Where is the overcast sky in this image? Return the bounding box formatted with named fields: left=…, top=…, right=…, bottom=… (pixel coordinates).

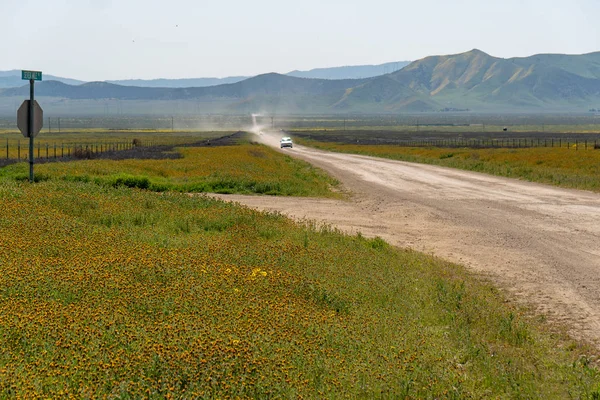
left=2, top=0, right=599, bottom=81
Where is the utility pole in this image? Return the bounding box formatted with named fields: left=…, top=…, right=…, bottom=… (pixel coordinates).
left=48, top=117, right=51, bottom=133
left=271, top=117, right=274, bottom=130
left=58, top=117, right=61, bottom=133
left=171, top=116, right=174, bottom=132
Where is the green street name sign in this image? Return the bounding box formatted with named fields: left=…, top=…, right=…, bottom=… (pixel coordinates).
left=22, top=70, right=42, bottom=81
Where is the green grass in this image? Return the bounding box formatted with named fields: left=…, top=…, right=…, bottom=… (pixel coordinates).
left=0, top=178, right=597, bottom=397
left=0, top=142, right=341, bottom=197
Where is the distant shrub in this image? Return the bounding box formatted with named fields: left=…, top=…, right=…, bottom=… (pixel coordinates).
left=72, top=147, right=94, bottom=159
left=253, top=182, right=282, bottom=194
left=108, top=174, right=151, bottom=190
left=63, top=175, right=91, bottom=183
left=148, top=182, right=170, bottom=192
left=13, top=173, right=50, bottom=183
left=368, top=236, right=388, bottom=250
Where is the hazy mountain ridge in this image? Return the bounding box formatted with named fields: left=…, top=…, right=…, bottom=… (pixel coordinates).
left=1, top=50, right=599, bottom=113
left=0, top=60, right=410, bottom=89
left=0, top=77, right=28, bottom=89
left=287, top=61, right=410, bottom=80
left=0, top=70, right=84, bottom=88
left=106, top=77, right=249, bottom=88
left=26, top=74, right=365, bottom=99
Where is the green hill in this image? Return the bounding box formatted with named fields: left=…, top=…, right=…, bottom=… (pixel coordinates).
left=379, top=49, right=600, bottom=111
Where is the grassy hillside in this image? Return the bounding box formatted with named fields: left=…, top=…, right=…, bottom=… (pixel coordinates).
left=352, top=49, right=600, bottom=112
left=512, top=52, right=600, bottom=80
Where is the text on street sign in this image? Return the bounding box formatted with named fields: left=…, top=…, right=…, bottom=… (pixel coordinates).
left=21, top=70, right=42, bottom=81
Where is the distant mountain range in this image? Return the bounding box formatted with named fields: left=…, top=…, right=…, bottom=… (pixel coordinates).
left=0, top=61, right=411, bottom=89
left=105, top=77, right=249, bottom=88
left=287, top=62, right=410, bottom=80
left=1, top=50, right=599, bottom=114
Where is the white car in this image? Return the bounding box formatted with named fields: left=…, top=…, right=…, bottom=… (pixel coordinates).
left=280, top=137, right=293, bottom=148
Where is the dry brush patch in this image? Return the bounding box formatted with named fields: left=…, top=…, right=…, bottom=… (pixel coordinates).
left=0, top=131, right=227, bottom=165
left=0, top=179, right=598, bottom=397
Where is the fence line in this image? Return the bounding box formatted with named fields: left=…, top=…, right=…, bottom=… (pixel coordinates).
left=2, top=138, right=167, bottom=162
left=3, top=136, right=599, bottom=162
left=366, top=137, right=600, bottom=150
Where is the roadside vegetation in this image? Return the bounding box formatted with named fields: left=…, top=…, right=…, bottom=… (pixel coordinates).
left=298, top=139, right=600, bottom=192
left=0, top=133, right=599, bottom=397
left=0, top=177, right=598, bottom=397
left=0, top=140, right=340, bottom=197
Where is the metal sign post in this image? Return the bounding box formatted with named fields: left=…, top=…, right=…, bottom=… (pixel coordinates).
left=28, top=79, right=34, bottom=182
left=18, top=70, right=42, bottom=182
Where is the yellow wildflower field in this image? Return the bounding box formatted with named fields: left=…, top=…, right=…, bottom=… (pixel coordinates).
left=0, top=178, right=598, bottom=397
left=2, top=143, right=340, bottom=197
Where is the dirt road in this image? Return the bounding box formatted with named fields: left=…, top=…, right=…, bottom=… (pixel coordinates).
left=213, top=132, right=600, bottom=347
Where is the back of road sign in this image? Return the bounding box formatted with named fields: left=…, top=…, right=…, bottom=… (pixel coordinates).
left=17, top=100, right=43, bottom=138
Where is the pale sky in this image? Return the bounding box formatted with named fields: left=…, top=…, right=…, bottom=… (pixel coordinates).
left=2, top=0, right=599, bottom=81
